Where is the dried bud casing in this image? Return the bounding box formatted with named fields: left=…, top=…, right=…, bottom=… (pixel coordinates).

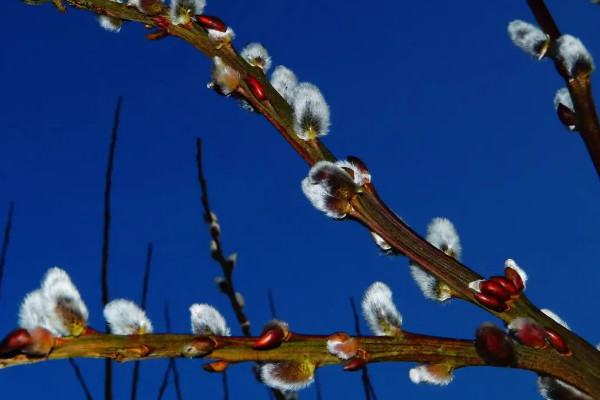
left=203, top=360, right=229, bottom=372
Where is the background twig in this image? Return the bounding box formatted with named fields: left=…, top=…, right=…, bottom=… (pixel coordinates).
left=156, top=301, right=183, bottom=400
left=69, top=359, right=94, bottom=400
left=101, top=95, right=123, bottom=400
left=131, top=242, right=153, bottom=400
left=350, top=297, right=377, bottom=400
left=0, top=202, right=14, bottom=305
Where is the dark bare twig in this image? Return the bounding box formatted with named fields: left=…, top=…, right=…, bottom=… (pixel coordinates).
left=69, top=359, right=94, bottom=400
left=157, top=302, right=183, bottom=400
left=314, top=372, right=323, bottom=400
left=350, top=297, right=377, bottom=400
left=268, top=289, right=277, bottom=319
left=132, top=242, right=153, bottom=400
left=222, top=371, right=229, bottom=400
left=0, top=202, right=14, bottom=304
left=157, top=362, right=172, bottom=400
left=196, top=138, right=250, bottom=336
left=101, top=95, right=122, bottom=400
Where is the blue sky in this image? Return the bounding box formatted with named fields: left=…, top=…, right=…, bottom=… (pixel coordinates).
left=1, top=0, right=600, bottom=399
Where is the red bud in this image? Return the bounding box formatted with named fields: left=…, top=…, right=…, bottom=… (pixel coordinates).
left=557, top=103, right=577, bottom=131
left=346, top=156, right=368, bottom=175
left=488, top=276, right=518, bottom=295
left=479, top=281, right=511, bottom=301
left=146, top=28, right=168, bottom=41
left=0, top=328, right=33, bottom=355
left=509, top=318, right=546, bottom=349
left=475, top=323, right=516, bottom=366
left=195, top=15, right=227, bottom=32
left=505, top=266, right=524, bottom=293
left=253, top=326, right=287, bottom=350
left=247, top=76, right=266, bottom=102
left=154, top=16, right=170, bottom=28
left=202, top=360, right=229, bottom=372
left=474, top=292, right=509, bottom=312
left=545, top=328, right=570, bottom=355
left=24, top=327, right=55, bottom=356
left=342, top=358, right=367, bottom=371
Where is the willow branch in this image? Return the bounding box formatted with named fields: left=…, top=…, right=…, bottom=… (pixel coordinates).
left=20, top=0, right=600, bottom=396
left=0, top=329, right=593, bottom=392
left=526, top=0, right=600, bottom=180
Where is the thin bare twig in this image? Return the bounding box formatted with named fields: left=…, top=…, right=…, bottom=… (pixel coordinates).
left=350, top=297, right=377, bottom=400
left=69, top=359, right=94, bottom=400
left=157, top=301, right=183, bottom=400
left=314, top=372, right=323, bottom=400
left=196, top=138, right=250, bottom=336
left=0, top=202, right=14, bottom=304
left=132, top=242, right=153, bottom=400
left=102, top=95, right=122, bottom=400
left=268, top=289, right=277, bottom=319
left=222, top=371, right=229, bottom=400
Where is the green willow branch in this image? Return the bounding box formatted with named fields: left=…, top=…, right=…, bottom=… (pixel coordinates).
left=0, top=330, right=555, bottom=374
left=20, top=0, right=600, bottom=396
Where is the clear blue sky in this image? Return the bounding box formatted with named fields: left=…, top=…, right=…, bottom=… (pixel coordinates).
left=2, top=0, right=600, bottom=399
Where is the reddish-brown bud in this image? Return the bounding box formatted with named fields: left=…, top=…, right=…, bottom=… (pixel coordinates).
left=342, top=358, right=367, bottom=371
left=508, top=318, right=547, bottom=349
left=557, top=103, right=577, bottom=131
left=346, top=156, right=369, bottom=180
left=195, top=15, right=227, bottom=32
left=0, top=328, right=33, bottom=355
left=475, top=323, right=516, bottom=366
left=203, top=360, right=229, bottom=372
left=479, top=281, right=511, bottom=301
left=146, top=28, right=168, bottom=41
left=474, top=292, right=509, bottom=312
left=505, top=265, right=524, bottom=292
left=253, top=325, right=288, bottom=350
left=488, top=276, right=518, bottom=295
left=24, top=327, right=55, bottom=356
left=154, top=16, right=170, bottom=28
left=545, top=328, right=571, bottom=355
left=247, top=76, right=266, bottom=102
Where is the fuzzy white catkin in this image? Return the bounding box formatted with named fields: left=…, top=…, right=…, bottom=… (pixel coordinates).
left=507, top=20, right=548, bottom=59
left=537, top=376, right=592, bottom=400
left=555, top=35, right=595, bottom=76
left=361, top=281, right=402, bottom=336
left=41, top=267, right=88, bottom=336
left=540, top=309, right=570, bottom=330
left=19, top=289, right=51, bottom=333
left=426, top=217, right=462, bottom=260
left=260, top=362, right=314, bottom=391
left=241, top=43, right=272, bottom=72
left=409, top=365, right=453, bottom=386
left=190, top=304, right=231, bottom=336
left=104, top=299, right=153, bottom=334
left=554, top=88, right=574, bottom=111
left=270, top=66, right=298, bottom=102
left=211, top=56, right=240, bottom=95
left=292, top=83, right=330, bottom=140
left=97, top=14, right=123, bottom=32
left=300, top=161, right=356, bottom=219
left=170, top=0, right=206, bottom=25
